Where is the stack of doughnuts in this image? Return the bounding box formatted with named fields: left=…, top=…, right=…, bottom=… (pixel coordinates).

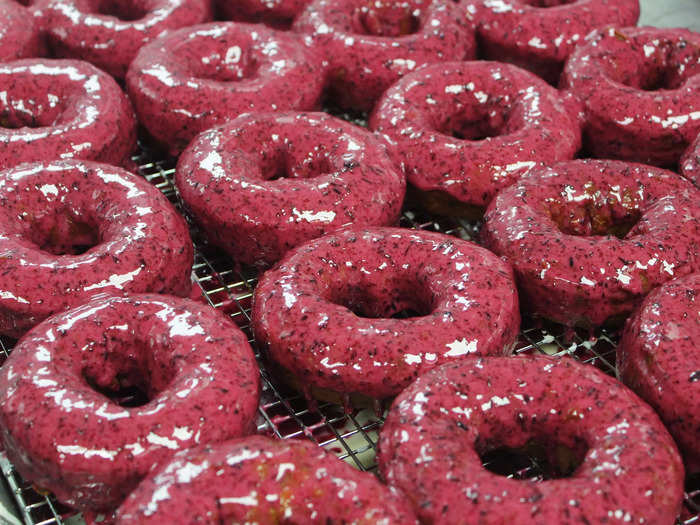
left=0, top=0, right=699, bottom=523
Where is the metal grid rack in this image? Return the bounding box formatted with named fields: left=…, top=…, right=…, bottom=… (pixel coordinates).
left=0, top=144, right=698, bottom=525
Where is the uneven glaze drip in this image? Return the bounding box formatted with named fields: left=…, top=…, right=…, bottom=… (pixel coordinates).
left=292, top=0, right=476, bottom=111
left=176, top=112, right=406, bottom=268
left=0, top=294, right=261, bottom=511
left=115, top=435, right=418, bottom=524
left=35, top=0, right=212, bottom=78
left=619, top=273, right=700, bottom=472
left=126, top=22, right=325, bottom=155
left=0, top=160, right=194, bottom=337
left=0, top=0, right=45, bottom=61
left=378, top=355, right=685, bottom=524
left=369, top=61, right=582, bottom=208
left=465, top=0, right=640, bottom=83
left=481, top=159, right=700, bottom=327
left=252, top=226, right=520, bottom=399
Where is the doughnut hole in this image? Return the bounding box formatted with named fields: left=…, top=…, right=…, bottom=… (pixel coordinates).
left=93, top=0, right=150, bottom=21
left=0, top=92, right=65, bottom=129
left=518, top=0, right=578, bottom=7
left=435, top=101, right=521, bottom=142
left=352, top=1, right=422, bottom=37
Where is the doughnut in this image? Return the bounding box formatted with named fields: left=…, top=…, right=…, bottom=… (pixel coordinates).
left=561, top=26, right=700, bottom=167
left=0, top=59, right=137, bottom=169
left=292, top=0, right=476, bottom=112
left=115, top=435, right=419, bottom=524
left=464, top=0, right=640, bottom=84
left=0, top=294, right=260, bottom=511
left=619, top=274, right=700, bottom=472
left=378, top=355, right=685, bottom=524
left=0, top=160, right=193, bottom=337
left=127, top=22, right=325, bottom=156
left=175, top=112, right=405, bottom=268
left=681, top=133, right=700, bottom=187
left=481, top=159, right=700, bottom=327
left=252, top=226, right=520, bottom=399
left=369, top=61, right=582, bottom=214
left=215, top=0, right=309, bottom=28
left=35, top=0, right=212, bottom=78
left=0, top=0, right=45, bottom=61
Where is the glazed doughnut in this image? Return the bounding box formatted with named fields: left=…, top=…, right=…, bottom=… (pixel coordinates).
left=562, top=26, right=700, bottom=167
left=176, top=112, right=405, bottom=268
left=465, top=0, right=640, bottom=84
left=0, top=0, right=45, bottom=61
left=35, top=0, right=212, bottom=78
left=0, top=160, right=193, bottom=337
left=619, top=274, right=700, bottom=472
left=370, top=61, right=582, bottom=213
left=0, top=59, right=137, bottom=169
left=293, top=0, right=476, bottom=112
left=127, top=22, right=325, bottom=155
left=0, top=294, right=260, bottom=511
left=481, top=159, right=700, bottom=327
left=378, top=356, right=685, bottom=524
left=681, top=133, right=700, bottom=187
left=252, top=226, right=520, bottom=399
left=115, top=435, right=418, bottom=524
left=215, top=0, right=309, bottom=28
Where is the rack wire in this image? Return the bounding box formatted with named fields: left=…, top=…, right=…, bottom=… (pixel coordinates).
left=0, top=144, right=697, bottom=525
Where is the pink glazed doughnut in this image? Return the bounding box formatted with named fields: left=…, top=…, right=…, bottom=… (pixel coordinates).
left=293, top=0, right=476, bottom=112
left=127, top=22, right=325, bottom=155
left=378, top=356, right=684, bottom=524
left=115, top=436, right=419, bottom=524
left=35, top=0, right=212, bottom=78
left=252, top=226, right=520, bottom=399
left=681, top=133, right=700, bottom=187
left=0, top=59, right=136, bottom=169
left=370, top=61, right=581, bottom=212
left=465, top=0, right=640, bottom=84
left=0, top=294, right=260, bottom=511
left=562, top=26, right=700, bottom=167
left=619, top=273, right=700, bottom=473
left=0, top=160, right=193, bottom=337
left=175, top=112, right=405, bottom=268
left=0, top=0, right=45, bottom=61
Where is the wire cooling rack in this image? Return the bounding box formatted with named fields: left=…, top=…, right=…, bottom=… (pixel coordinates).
left=0, top=144, right=698, bottom=525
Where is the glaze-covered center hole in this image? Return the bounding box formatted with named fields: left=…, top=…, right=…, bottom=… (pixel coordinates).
left=438, top=105, right=511, bottom=142
left=1, top=95, right=65, bottom=129
left=260, top=146, right=337, bottom=180
left=96, top=0, right=149, bottom=21
left=25, top=211, right=100, bottom=256
left=479, top=437, right=589, bottom=481
left=11, top=0, right=33, bottom=6
left=354, top=2, right=421, bottom=37
left=519, top=0, right=578, bottom=7
left=192, top=45, right=259, bottom=82
left=330, top=276, right=435, bottom=319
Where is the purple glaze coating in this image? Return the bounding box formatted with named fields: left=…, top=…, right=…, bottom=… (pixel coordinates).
left=0, top=0, right=46, bottom=61
left=216, top=0, right=310, bottom=27
left=34, top=0, right=212, bottom=79
left=619, top=274, right=700, bottom=473
left=126, top=23, right=325, bottom=156
left=562, top=26, right=700, bottom=167
left=370, top=61, right=581, bottom=208
left=252, top=226, right=520, bottom=399
left=465, top=0, right=640, bottom=84
left=176, top=112, right=406, bottom=268
left=0, top=160, right=194, bottom=337
left=481, top=159, right=700, bottom=327
left=115, top=435, right=419, bottom=524
left=0, top=59, right=137, bottom=169
left=681, top=133, right=700, bottom=187
left=0, top=294, right=261, bottom=511
left=292, top=0, right=476, bottom=112
left=378, top=355, right=685, bottom=524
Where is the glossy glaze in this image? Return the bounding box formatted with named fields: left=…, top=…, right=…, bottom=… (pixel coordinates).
left=216, top=0, right=309, bottom=27
left=0, top=160, right=194, bottom=337
left=0, top=59, right=136, bottom=169
left=465, top=0, right=640, bottom=84
left=482, top=159, right=700, bottom=327
left=370, top=61, right=581, bottom=209
left=35, top=0, right=212, bottom=78
left=0, top=0, right=45, bottom=61
left=378, top=356, right=684, bottom=524
left=293, top=0, right=476, bottom=111
left=681, top=133, right=700, bottom=187
left=252, top=226, right=520, bottom=399
left=115, top=435, right=418, bottom=524
left=176, top=112, right=406, bottom=268
left=0, top=294, right=261, bottom=511
left=562, top=26, right=700, bottom=167
left=619, top=274, right=700, bottom=473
